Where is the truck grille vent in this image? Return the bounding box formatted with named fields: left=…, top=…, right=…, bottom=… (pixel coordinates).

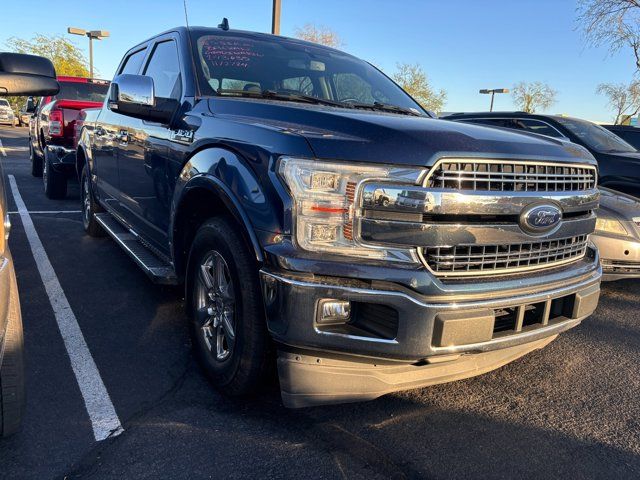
left=425, top=160, right=597, bottom=192
left=421, top=234, right=588, bottom=276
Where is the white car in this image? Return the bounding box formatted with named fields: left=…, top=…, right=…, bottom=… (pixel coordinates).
left=0, top=99, right=16, bottom=126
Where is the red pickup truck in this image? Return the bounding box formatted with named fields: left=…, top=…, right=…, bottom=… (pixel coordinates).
left=29, top=76, right=109, bottom=198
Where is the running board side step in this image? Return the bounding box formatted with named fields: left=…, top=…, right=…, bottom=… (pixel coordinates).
left=94, top=213, right=179, bottom=285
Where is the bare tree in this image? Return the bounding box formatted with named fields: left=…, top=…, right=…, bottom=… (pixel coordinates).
left=294, top=24, right=343, bottom=47
left=392, top=63, right=447, bottom=113
left=596, top=81, right=640, bottom=122
left=577, top=0, right=640, bottom=70
left=511, top=81, right=557, bottom=113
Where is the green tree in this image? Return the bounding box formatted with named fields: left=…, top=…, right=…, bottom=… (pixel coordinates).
left=391, top=63, right=446, bottom=113
left=6, top=34, right=89, bottom=76
left=4, top=34, right=90, bottom=114
left=511, top=81, right=557, bottom=113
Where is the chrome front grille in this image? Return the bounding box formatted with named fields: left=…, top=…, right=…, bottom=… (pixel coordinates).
left=425, top=160, right=597, bottom=192
left=420, top=235, right=589, bottom=277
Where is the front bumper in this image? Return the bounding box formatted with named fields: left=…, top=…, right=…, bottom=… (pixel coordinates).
left=592, top=233, right=640, bottom=281
left=261, top=258, right=601, bottom=407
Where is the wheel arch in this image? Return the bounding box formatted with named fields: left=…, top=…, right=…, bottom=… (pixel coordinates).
left=171, top=175, right=264, bottom=281
left=76, top=145, right=88, bottom=181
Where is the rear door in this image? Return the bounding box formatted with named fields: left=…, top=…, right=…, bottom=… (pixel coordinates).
left=93, top=47, right=148, bottom=212
left=117, top=35, right=183, bottom=253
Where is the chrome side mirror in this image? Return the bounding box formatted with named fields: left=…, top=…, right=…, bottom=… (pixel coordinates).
left=109, top=74, right=177, bottom=124
left=110, top=74, right=155, bottom=107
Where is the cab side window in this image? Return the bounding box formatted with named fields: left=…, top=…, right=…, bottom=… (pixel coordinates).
left=144, top=40, right=182, bottom=100
left=460, top=118, right=510, bottom=128
left=513, top=119, right=564, bottom=138
left=119, top=49, right=147, bottom=75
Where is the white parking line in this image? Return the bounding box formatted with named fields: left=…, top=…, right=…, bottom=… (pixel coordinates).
left=8, top=210, right=82, bottom=215
left=0, top=139, right=6, bottom=157
left=8, top=175, right=123, bottom=441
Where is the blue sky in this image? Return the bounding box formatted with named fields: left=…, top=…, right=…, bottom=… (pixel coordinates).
left=1, top=0, right=635, bottom=121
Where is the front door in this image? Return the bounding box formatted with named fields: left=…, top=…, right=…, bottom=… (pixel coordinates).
left=95, top=47, right=148, bottom=216
left=116, top=37, right=183, bottom=254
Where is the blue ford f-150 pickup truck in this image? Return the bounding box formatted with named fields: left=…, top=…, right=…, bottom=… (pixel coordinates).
left=77, top=25, right=602, bottom=407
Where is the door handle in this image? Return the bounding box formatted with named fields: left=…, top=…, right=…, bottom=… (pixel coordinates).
left=117, top=129, right=129, bottom=144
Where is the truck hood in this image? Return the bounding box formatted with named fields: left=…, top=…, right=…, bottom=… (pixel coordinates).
left=209, top=97, right=596, bottom=166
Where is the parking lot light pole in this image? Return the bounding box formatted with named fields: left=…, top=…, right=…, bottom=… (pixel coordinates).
left=272, top=0, right=281, bottom=35
left=479, top=88, right=509, bottom=112
left=67, top=27, right=110, bottom=79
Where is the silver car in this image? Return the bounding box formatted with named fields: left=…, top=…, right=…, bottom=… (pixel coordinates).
left=593, top=187, right=640, bottom=281
left=0, top=99, right=15, bottom=126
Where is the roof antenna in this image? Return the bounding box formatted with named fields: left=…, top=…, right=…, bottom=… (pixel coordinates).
left=183, top=0, right=190, bottom=28
left=218, top=17, right=229, bottom=31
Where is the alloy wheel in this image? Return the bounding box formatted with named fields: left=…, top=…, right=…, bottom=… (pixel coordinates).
left=195, top=251, right=236, bottom=361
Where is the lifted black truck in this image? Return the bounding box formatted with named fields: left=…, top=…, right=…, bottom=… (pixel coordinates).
left=77, top=26, right=602, bottom=407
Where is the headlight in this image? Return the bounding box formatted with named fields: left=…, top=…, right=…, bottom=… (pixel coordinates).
left=278, top=157, right=424, bottom=262
left=595, top=217, right=627, bottom=236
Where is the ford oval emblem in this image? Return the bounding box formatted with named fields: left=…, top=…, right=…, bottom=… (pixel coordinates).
left=520, top=204, right=562, bottom=234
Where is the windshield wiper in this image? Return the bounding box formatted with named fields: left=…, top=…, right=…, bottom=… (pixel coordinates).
left=346, top=101, right=422, bottom=116
left=217, top=89, right=347, bottom=108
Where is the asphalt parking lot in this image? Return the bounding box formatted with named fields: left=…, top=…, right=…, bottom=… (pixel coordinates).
left=0, top=125, right=639, bottom=479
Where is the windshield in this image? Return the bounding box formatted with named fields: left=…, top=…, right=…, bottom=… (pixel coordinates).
left=0, top=99, right=9, bottom=107
left=192, top=32, right=425, bottom=115
left=555, top=117, right=637, bottom=153
left=55, top=81, right=109, bottom=103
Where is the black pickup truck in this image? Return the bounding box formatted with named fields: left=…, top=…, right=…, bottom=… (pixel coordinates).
left=77, top=26, right=602, bottom=407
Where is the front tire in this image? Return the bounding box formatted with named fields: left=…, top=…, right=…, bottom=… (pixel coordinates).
left=81, top=165, right=105, bottom=237
left=0, top=269, right=25, bottom=437
left=187, top=217, right=269, bottom=396
left=43, top=152, right=68, bottom=199
left=29, top=142, right=43, bottom=178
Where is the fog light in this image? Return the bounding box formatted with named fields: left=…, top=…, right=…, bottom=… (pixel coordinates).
left=318, top=299, right=351, bottom=324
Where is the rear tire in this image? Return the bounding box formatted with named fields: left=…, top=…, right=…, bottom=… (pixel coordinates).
left=29, top=142, right=43, bottom=178
left=43, top=152, right=68, bottom=199
left=0, top=268, right=25, bottom=437
left=81, top=165, right=105, bottom=237
left=187, top=217, right=270, bottom=396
